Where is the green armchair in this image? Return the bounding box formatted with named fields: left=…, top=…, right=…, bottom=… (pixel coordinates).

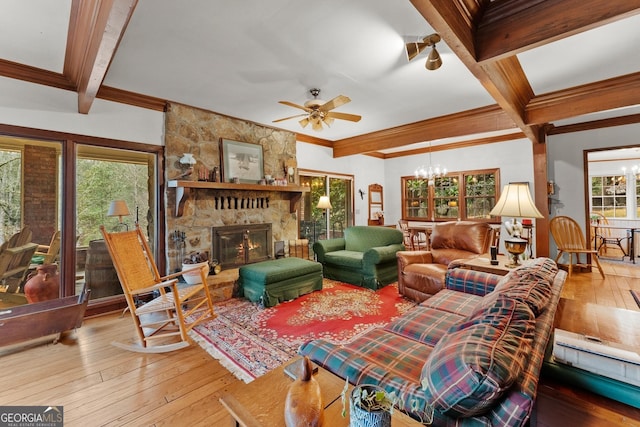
left=313, top=226, right=404, bottom=289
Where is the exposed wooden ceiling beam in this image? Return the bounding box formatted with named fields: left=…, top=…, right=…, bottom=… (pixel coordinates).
left=410, top=0, right=543, bottom=145
left=97, top=85, right=167, bottom=111
left=476, top=0, right=640, bottom=62
left=332, top=105, right=516, bottom=158
left=526, top=72, right=640, bottom=125
left=380, top=131, right=526, bottom=159
left=0, top=59, right=74, bottom=91
left=65, top=0, right=137, bottom=114
left=547, top=113, right=640, bottom=136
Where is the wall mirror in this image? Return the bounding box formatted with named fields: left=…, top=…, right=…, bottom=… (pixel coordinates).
left=368, top=183, right=384, bottom=225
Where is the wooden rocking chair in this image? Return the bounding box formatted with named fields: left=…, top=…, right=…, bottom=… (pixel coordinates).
left=100, top=225, right=216, bottom=353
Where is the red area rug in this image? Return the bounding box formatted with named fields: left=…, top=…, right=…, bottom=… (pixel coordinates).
left=189, top=280, right=416, bottom=383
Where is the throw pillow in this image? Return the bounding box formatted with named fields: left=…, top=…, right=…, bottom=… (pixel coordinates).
left=421, top=296, right=535, bottom=418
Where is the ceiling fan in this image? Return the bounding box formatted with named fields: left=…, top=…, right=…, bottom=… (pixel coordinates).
left=273, top=88, right=362, bottom=131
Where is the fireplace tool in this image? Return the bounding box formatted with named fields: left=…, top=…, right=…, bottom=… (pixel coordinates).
left=172, top=230, right=186, bottom=273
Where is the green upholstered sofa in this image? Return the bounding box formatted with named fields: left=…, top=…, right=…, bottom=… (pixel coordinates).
left=312, top=226, right=404, bottom=289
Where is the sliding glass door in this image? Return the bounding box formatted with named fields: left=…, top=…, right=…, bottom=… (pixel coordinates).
left=299, top=170, right=353, bottom=246
left=75, top=145, right=157, bottom=300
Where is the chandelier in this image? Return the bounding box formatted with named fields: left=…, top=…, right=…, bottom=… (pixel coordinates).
left=414, top=142, right=447, bottom=185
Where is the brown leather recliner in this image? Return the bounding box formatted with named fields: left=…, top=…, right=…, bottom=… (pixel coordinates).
left=396, top=221, right=492, bottom=302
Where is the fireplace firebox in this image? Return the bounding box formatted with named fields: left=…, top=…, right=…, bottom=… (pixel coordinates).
left=212, top=224, right=272, bottom=269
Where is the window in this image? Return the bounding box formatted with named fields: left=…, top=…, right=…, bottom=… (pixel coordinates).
left=402, top=169, right=499, bottom=221
left=591, top=175, right=627, bottom=218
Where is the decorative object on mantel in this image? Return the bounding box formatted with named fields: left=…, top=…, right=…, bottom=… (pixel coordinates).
left=179, top=153, right=197, bottom=180
left=489, top=182, right=543, bottom=267
left=284, top=356, right=324, bottom=427
left=167, top=180, right=309, bottom=217
left=414, top=141, right=447, bottom=186
left=285, top=158, right=297, bottom=184
left=220, top=138, right=264, bottom=184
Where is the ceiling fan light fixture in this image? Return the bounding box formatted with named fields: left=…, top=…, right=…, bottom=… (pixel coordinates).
left=274, top=88, right=361, bottom=132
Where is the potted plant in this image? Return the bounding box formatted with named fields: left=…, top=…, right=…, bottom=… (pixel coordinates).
left=341, top=379, right=433, bottom=427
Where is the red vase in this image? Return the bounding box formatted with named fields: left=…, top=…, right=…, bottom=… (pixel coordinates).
left=24, top=264, right=60, bottom=303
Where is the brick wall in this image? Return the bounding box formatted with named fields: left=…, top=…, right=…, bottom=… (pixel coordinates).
left=23, top=145, right=57, bottom=245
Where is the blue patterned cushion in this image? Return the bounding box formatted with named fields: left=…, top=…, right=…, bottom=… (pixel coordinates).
left=421, top=296, right=535, bottom=417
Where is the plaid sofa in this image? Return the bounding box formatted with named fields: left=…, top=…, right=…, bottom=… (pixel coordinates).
left=299, top=257, right=567, bottom=426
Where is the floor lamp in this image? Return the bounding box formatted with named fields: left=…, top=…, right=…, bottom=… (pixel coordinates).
left=316, top=196, right=332, bottom=240
left=489, top=182, right=543, bottom=267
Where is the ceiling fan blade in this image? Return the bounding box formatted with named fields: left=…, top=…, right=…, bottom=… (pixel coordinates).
left=278, top=100, right=311, bottom=112
left=272, top=113, right=308, bottom=123
left=299, top=117, right=310, bottom=128
left=323, top=116, right=334, bottom=127
left=326, top=111, right=362, bottom=122
left=319, top=95, right=350, bottom=112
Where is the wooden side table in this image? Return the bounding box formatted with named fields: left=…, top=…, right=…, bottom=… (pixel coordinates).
left=456, top=254, right=512, bottom=276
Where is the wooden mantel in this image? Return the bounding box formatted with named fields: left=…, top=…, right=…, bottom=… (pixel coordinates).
left=167, top=180, right=310, bottom=217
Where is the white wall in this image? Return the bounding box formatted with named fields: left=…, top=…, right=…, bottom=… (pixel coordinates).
left=0, top=77, right=164, bottom=145
left=547, top=123, right=640, bottom=255
left=296, top=141, right=385, bottom=225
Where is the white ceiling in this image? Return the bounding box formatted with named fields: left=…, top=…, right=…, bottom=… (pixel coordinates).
left=1, top=1, right=640, bottom=151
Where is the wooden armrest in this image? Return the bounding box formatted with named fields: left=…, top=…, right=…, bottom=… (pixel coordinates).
left=130, top=279, right=179, bottom=295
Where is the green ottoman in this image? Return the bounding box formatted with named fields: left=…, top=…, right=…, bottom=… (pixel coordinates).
left=238, top=258, right=323, bottom=307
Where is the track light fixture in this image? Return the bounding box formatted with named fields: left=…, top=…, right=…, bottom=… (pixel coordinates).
left=405, top=33, right=442, bottom=71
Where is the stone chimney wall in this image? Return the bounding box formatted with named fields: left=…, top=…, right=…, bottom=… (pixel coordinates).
left=164, top=103, right=299, bottom=272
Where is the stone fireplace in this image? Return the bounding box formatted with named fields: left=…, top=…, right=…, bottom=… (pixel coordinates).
left=212, top=223, right=272, bottom=269
left=164, top=102, right=301, bottom=273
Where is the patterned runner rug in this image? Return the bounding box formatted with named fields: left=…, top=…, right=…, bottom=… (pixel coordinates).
left=189, top=279, right=416, bottom=383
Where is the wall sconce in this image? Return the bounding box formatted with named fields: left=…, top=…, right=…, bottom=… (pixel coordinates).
left=405, top=33, right=442, bottom=71
left=107, top=200, right=131, bottom=230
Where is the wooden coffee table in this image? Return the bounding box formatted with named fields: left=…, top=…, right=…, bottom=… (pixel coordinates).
left=219, top=356, right=420, bottom=426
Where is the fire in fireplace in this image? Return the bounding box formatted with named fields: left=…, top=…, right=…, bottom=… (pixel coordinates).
left=212, top=223, right=273, bottom=269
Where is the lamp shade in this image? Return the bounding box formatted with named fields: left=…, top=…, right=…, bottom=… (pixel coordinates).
left=490, top=182, right=543, bottom=219
left=316, top=196, right=332, bottom=209
left=107, top=200, right=131, bottom=219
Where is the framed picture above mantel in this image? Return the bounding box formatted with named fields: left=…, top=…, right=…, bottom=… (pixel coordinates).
left=220, top=139, right=264, bottom=184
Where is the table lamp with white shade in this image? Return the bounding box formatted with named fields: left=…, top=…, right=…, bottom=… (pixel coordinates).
left=489, top=182, right=543, bottom=267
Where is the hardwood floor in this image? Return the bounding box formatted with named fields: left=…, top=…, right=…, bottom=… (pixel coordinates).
left=2, top=259, right=638, bottom=426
